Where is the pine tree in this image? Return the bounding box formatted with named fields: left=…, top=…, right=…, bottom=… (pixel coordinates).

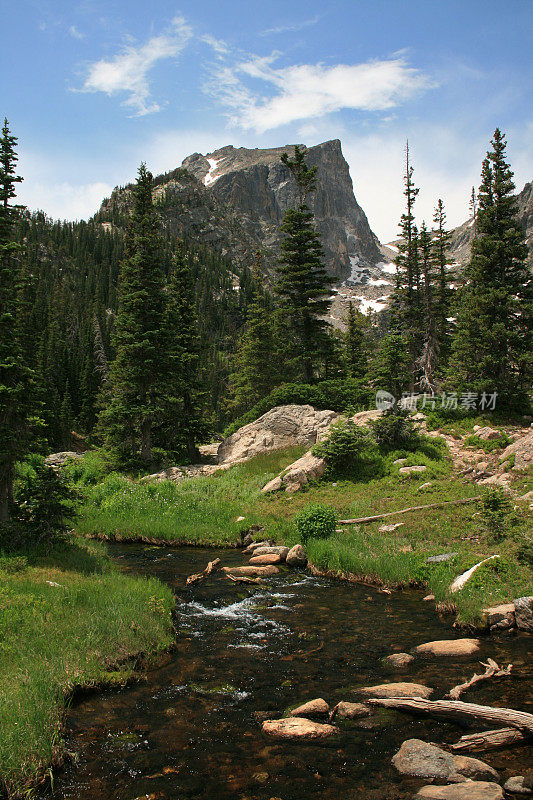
left=417, top=221, right=438, bottom=392
left=0, top=120, right=32, bottom=521
left=163, top=246, right=207, bottom=462
left=432, top=199, right=452, bottom=365
left=275, top=146, right=333, bottom=382
left=99, top=164, right=167, bottom=468
left=450, top=129, right=533, bottom=408
left=344, top=301, right=368, bottom=379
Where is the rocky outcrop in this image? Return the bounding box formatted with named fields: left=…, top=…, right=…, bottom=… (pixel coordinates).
left=499, top=429, right=533, bottom=470
left=413, top=639, right=481, bottom=657
left=45, top=451, right=82, bottom=468
left=218, top=405, right=338, bottom=466
left=261, top=452, right=326, bottom=494
left=392, top=739, right=499, bottom=783
left=182, top=140, right=383, bottom=281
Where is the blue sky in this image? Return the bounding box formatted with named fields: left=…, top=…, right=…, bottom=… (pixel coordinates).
left=2, top=0, right=532, bottom=240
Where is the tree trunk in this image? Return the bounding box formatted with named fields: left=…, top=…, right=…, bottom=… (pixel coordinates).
left=0, top=466, right=11, bottom=523
left=366, top=697, right=533, bottom=734
left=140, top=419, right=152, bottom=464
left=338, top=496, right=480, bottom=525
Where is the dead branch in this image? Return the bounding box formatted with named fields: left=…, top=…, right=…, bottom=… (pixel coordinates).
left=225, top=573, right=263, bottom=584
left=186, top=558, right=221, bottom=586
left=338, top=497, right=480, bottom=525
left=446, top=659, right=512, bottom=700
left=450, top=727, right=528, bottom=753
left=365, top=697, right=533, bottom=734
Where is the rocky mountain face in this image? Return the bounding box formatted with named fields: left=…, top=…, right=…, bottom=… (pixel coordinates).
left=448, top=180, right=533, bottom=266
left=180, top=140, right=384, bottom=282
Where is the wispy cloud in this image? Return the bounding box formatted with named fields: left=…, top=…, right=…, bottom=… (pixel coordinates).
left=69, top=25, right=85, bottom=40
left=79, top=15, right=192, bottom=115
left=208, top=55, right=435, bottom=133
left=261, top=15, right=322, bottom=36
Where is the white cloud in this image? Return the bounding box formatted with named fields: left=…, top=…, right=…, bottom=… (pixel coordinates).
left=18, top=179, right=113, bottom=221
left=209, top=55, right=435, bottom=133
left=79, top=15, right=192, bottom=115
left=69, top=25, right=85, bottom=40
left=261, top=15, right=321, bottom=36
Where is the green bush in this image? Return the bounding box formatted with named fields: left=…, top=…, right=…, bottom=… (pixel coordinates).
left=480, top=487, right=516, bottom=540
left=63, top=450, right=111, bottom=486
left=223, top=379, right=373, bottom=437
left=294, top=504, right=337, bottom=543
left=9, top=456, right=79, bottom=547
left=372, top=409, right=418, bottom=450
left=464, top=433, right=511, bottom=452
left=313, top=419, right=381, bottom=478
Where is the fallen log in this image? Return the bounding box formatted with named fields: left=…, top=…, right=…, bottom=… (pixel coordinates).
left=186, top=558, right=221, bottom=586
left=338, top=497, right=480, bottom=525
left=450, top=727, right=528, bottom=753
left=446, top=659, right=512, bottom=700
left=365, top=697, right=533, bottom=735
left=225, top=573, right=263, bottom=584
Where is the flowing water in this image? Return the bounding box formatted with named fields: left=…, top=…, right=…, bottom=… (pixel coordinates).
left=45, top=545, right=532, bottom=800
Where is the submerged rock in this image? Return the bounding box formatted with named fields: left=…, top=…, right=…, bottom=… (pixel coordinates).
left=250, top=546, right=289, bottom=558
left=415, top=783, right=504, bottom=800
left=382, top=653, right=415, bottom=669
left=286, top=544, right=308, bottom=568
left=413, top=639, right=481, bottom=657
left=504, top=775, right=533, bottom=795
left=288, top=698, right=330, bottom=717
left=249, top=554, right=283, bottom=565
left=358, top=682, right=433, bottom=699
left=262, top=717, right=337, bottom=741
left=331, top=701, right=370, bottom=719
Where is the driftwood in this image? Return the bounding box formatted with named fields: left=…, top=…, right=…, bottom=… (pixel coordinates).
left=186, top=558, right=221, bottom=586
left=446, top=659, right=512, bottom=700
left=365, top=697, right=533, bottom=734
left=449, top=555, right=499, bottom=593
left=451, top=727, right=528, bottom=753
left=338, top=497, right=480, bottom=525
left=225, top=573, right=263, bottom=584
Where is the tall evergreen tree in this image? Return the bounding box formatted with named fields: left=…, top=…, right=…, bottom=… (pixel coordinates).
left=450, top=129, right=533, bottom=408
left=99, top=164, right=167, bottom=468
left=0, top=119, right=32, bottom=521
left=163, top=246, right=207, bottom=461
left=431, top=199, right=452, bottom=369
left=417, top=221, right=438, bottom=392
left=344, top=301, right=368, bottom=379
left=275, top=146, right=333, bottom=382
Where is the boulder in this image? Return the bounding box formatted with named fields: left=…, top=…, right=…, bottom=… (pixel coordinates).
left=499, top=429, right=533, bottom=470
left=45, top=451, right=82, bottom=468
left=262, top=717, right=337, bottom=741
left=286, top=544, right=308, bottom=568
left=243, top=540, right=270, bottom=553
left=482, top=603, right=516, bottom=630
left=476, top=427, right=501, bottom=441
left=393, top=458, right=408, bottom=465
left=249, top=553, right=283, bottom=565
left=504, top=776, right=533, bottom=795
left=415, top=783, right=504, bottom=800
left=426, top=553, right=457, bottom=564
left=358, top=682, right=433, bottom=699
left=222, top=565, right=279, bottom=577
left=250, top=546, right=289, bottom=558
left=413, top=639, right=481, bottom=657
left=399, top=465, right=427, bottom=475
left=514, top=596, right=533, bottom=632
left=288, top=698, right=330, bottom=717
left=391, top=739, right=499, bottom=783
left=382, top=653, right=415, bottom=669
left=332, top=701, right=370, bottom=719
left=262, top=451, right=326, bottom=494
left=350, top=409, right=382, bottom=426
left=218, top=405, right=339, bottom=466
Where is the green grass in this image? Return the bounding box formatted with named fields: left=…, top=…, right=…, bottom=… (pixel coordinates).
left=0, top=538, right=174, bottom=797
left=71, top=444, right=532, bottom=627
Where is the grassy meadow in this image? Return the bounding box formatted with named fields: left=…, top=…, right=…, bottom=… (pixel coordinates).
left=0, top=539, right=174, bottom=797
left=69, top=443, right=533, bottom=626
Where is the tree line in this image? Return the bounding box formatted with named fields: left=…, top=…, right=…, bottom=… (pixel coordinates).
left=0, top=120, right=531, bottom=522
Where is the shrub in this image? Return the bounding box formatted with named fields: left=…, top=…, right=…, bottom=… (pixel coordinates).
left=517, top=537, right=533, bottom=568
left=372, top=409, right=418, bottom=450
left=223, top=379, right=373, bottom=437
left=313, top=419, right=380, bottom=477
left=479, top=487, right=516, bottom=541
left=464, top=433, right=511, bottom=452
left=10, top=456, right=79, bottom=547
left=63, top=450, right=110, bottom=486
left=294, top=504, right=337, bottom=544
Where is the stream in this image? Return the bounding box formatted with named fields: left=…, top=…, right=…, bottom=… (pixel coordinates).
left=45, top=544, right=533, bottom=800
